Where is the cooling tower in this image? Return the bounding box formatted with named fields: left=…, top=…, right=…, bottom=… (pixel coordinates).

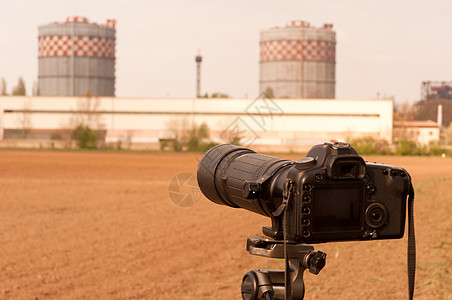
left=38, top=16, right=116, bottom=97
left=259, top=20, right=336, bottom=99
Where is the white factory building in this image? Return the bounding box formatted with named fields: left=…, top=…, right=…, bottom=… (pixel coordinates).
left=0, top=96, right=393, bottom=151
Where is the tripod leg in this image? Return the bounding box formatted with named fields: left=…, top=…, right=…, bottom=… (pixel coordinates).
left=289, top=260, right=306, bottom=300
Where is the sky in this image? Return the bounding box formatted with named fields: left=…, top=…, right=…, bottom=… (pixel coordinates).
left=0, top=0, right=451, bottom=103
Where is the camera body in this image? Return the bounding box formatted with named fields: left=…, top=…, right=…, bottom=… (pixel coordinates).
left=197, top=142, right=411, bottom=244
left=268, top=142, right=410, bottom=243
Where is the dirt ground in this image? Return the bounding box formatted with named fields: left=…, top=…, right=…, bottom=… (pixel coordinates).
left=0, top=150, right=451, bottom=300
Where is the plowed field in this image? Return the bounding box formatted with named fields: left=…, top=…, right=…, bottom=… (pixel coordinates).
left=0, top=151, right=451, bottom=299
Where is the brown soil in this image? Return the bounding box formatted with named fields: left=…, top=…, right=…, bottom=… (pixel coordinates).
left=0, top=151, right=451, bottom=299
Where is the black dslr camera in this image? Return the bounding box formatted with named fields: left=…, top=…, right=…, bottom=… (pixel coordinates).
left=197, top=142, right=415, bottom=300
left=197, top=142, right=411, bottom=243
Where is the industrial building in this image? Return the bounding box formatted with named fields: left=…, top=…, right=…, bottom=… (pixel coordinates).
left=0, top=96, right=392, bottom=151
left=393, top=120, right=440, bottom=146
left=421, top=81, right=452, bottom=100
left=259, top=21, right=336, bottom=99
left=38, top=16, right=116, bottom=97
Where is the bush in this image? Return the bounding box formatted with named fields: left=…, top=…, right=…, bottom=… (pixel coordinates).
left=50, top=132, right=62, bottom=140
left=170, top=139, right=184, bottom=152
left=159, top=140, right=168, bottom=151
left=72, top=124, right=97, bottom=149
left=116, top=140, right=122, bottom=150
left=228, top=135, right=241, bottom=146
left=167, top=122, right=217, bottom=152
left=199, top=142, right=218, bottom=152
left=428, top=141, right=447, bottom=156
left=349, top=136, right=390, bottom=155
left=395, top=139, right=419, bottom=156
left=393, top=139, right=451, bottom=156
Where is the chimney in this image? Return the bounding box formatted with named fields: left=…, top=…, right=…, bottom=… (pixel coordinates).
left=438, top=104, right=443, bottom=127
left=195, top=51, right=202, bottom=98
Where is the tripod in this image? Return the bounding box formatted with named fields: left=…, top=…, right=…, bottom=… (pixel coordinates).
left=241, top=236, right=327, bottom=300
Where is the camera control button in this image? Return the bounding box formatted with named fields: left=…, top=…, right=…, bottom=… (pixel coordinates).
left=365, top=203, right=388, bottom=229
left=295, top=157, right=316, bottom=170
left=308, top=251, right=327, bottom=275
left=363, top=230, right=378, bottom=239
left=366, top=184, right=377, bottom=195
left=243, top=181, right=260, bottom=199
left=303, top=195, right=311, bottom=203
left=303, top=184, right=312, bottom=192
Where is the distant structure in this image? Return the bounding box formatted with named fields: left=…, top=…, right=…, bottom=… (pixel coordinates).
left=438, top=104, right=443, bottom=127
left=38, top=16, right=116, bottom=97
left=259, top=20, right=336, bottom=99
left=0, top=96, right=393, bottom=152
left=195, top=52, right=202, bottom=97
left=393, top=120, right=440, bottom=146
left=421, top=81, right=452, bottom=100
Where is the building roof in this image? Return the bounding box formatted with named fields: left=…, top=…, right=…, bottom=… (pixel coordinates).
left=393, top=120, right=439, bottom=128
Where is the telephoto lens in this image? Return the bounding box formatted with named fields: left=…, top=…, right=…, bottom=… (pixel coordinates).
left=197, top=144, right=294, bottom=217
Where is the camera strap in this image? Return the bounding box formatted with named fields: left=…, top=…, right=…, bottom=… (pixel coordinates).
left=407, top=184, right=415, bottom=300
left=276, top=179, right=295, bottom=300
left=273, top=179, right=294, bottom=218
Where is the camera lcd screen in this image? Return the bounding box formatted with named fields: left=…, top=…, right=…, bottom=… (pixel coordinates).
left=312, top=186, right=363, bottom=232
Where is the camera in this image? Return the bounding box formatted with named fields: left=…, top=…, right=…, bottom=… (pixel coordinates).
left=197, top=142, right=412, bottom=243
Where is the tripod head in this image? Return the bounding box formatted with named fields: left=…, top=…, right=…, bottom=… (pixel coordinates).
left=241, top=236, right=326, bottom=300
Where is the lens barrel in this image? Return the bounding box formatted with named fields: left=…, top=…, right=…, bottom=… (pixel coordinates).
left=197, top=144, right=293, bottom=216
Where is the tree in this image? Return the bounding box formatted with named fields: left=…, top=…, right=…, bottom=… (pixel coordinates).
left=264, top=86, right=275, bottom=98
left=1, top=77, right=7, bottom=95
left=71, top=94, right=103, bottom=130
left=16, top=99, right=32, bottom=138
left=415, top=99, right=452, bottom=127
left=12, top=77, right=26, bottom=96
left=201, top=92, right=230, bottom=98
left=72, top=124, right=97, bottom=149
left=62, top=94, right=105, bottom=149
left=165, top=118, right=190, bottom=151
left=32, top=81, right=39, bottom=96
left=164, top=119, right=216, bottom=152
left=187, top=123, right=210, bottom=151
left=394, top=101, right=417, bottom=121
left=210, top=92, right=229, bottom=98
